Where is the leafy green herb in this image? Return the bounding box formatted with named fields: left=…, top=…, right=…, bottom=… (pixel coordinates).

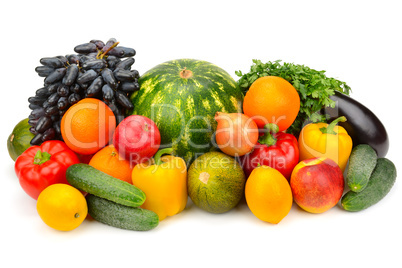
left=235, top=60, right=351, bottom=137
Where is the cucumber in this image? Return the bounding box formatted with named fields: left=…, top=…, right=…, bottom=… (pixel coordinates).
left=66, top=163, right=145, bottom=207
left=341, top=158, right=397, bottom=212
left=86, top=194, right=159, bottom=231
left=346, top=144, right=377, bottom=192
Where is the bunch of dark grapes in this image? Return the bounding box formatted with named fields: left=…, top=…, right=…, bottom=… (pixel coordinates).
left=28, top=38, right=139, bottom=145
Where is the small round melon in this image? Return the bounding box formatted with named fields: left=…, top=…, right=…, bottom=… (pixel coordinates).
left=8, top=118, right=34, bottom=161
left=187, top=152, right=246, bottom=214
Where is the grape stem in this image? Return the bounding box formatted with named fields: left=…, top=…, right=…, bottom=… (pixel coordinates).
left=96, top=50, right=103, bottom=59
left=98, top=42, right=120, bottom=59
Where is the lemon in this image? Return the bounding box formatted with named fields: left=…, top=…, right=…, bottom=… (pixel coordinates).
left=245, top=166, right=293, bottom=224
left=37, top=184, right=87, bottom=231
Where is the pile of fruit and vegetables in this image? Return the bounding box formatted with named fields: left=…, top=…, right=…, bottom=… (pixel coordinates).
left=7, top=38, right=397, bottom=231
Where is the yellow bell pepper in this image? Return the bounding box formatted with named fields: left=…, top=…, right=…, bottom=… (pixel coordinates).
left=131, top=148, right=187, bottom=221
left=298, top=116, right=352, bottom=171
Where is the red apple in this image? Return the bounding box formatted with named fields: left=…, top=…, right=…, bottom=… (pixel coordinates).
left=112, top=115, right=161, bottom=165
left=290, top=157, right=344, bottom=213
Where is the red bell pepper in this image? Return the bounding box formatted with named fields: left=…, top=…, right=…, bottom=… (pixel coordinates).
left=14, top=140, right=80, bottom=200
left=239, top=124, right=299, bottom=180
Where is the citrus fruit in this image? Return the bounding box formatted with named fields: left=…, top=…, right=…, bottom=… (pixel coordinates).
left=89, top=144, right=133, bottom=184
left=243, top=76, right=300, bottom=132
left=245, top=165, right=293, bottom=224
left=61, top=98, right=116, bottom=155
left=36, top=184, right=88, bottom=231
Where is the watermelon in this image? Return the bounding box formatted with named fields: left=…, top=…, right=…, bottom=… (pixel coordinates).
left=129, top=59, right=244, bottom=165
left=7, top=118, right=35, bottom=161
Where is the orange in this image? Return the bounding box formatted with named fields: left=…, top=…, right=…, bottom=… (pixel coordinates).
left=89, top=144, right=133, bottom=184
left=245, top=165, right=293, bottom=224
left=61, top=98, right=116, bottom=155
left=243, top=76, right=300, bottom=132
left=37, top=184, right=87, bottom=231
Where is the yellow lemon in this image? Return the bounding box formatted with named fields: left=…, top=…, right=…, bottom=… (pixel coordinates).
left=37, top=184, right=87, bottom=231
left=245, top=165, right=293, bottom=224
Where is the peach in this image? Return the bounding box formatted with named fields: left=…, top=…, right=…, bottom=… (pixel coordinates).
left=290, top=157, right=344, bottom=213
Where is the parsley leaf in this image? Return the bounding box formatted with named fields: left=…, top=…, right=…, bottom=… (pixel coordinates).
left=236, top=60, right=351, bottom=137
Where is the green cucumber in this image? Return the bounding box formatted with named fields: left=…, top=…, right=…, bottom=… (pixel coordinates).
left=66, top=163, right=145, bottom=207
left=341, top=158, right=397, bottom=212
left=86, top=194, right=159, bottom=231
left=346, top=144, right=377, bottom=192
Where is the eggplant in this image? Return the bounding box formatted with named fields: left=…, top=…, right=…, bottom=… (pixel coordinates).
left=323, top=91, right=389, bottom=157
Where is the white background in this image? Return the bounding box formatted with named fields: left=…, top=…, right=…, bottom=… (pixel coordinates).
left=1, top=0, right=401, bottom=267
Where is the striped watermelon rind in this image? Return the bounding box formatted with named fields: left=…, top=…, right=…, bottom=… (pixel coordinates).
left=129, top=59, right=243, bottom=165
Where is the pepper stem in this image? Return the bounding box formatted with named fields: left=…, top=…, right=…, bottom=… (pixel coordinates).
left=153, top=148, right=174, bottom=165
left=320, top=116, right=347, bottom=135
left=258, top=123, right=279, bottom=146
left=33, top=150, right=51, bottom=165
